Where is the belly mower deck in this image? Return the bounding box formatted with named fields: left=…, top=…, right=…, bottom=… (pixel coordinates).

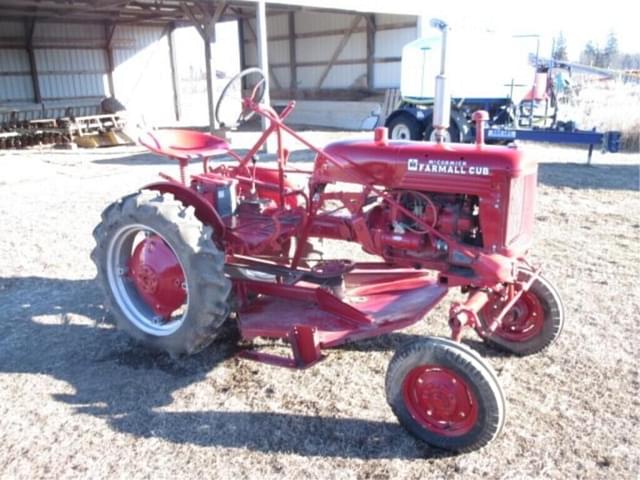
left=237, top=266, right=448, bottom=368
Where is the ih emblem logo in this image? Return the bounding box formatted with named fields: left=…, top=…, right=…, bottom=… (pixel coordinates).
left=406, top=158, right=490, bottom=176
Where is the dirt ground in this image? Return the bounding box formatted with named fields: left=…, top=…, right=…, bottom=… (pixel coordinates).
left=1, top=134, right=639, bottom=479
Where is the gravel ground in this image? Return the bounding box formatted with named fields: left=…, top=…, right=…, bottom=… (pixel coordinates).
left=0, top=134, right=639, bottom=479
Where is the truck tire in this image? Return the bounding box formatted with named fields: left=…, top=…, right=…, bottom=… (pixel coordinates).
left=477, top=269, right=564, bottom=356
left=386, top=337, right=505, bottom=452
left=91, top=190, right=231, bottom=358
left=387, top=114, right=424, bottom=140
left=425, top=121, right=462, bottom=143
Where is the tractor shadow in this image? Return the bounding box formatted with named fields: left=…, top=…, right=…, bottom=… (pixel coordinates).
left=337, top=332, right=509, bottom=359
left=538, top=162, right=639, bottom=191
left=0, top=276, right=453, bottom=460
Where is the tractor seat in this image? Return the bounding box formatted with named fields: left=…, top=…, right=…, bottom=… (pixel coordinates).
left=139, top=129, right=229, bottom=160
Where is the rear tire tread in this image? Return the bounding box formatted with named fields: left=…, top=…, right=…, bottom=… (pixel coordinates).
left=91, top=190, right=231, bottom=358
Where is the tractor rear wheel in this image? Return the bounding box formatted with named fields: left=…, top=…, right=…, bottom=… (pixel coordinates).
left=91, top=190, right=231, bottom=358
left=478, top=269, right=564, bottom=356
left=386, top=337, right=505, bottom=452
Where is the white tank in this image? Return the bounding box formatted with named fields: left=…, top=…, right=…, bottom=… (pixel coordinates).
left=400, top=30, right=534, bottom=103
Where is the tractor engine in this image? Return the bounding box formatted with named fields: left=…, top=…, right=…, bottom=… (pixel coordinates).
left=367, top=190, right=481, bottom=260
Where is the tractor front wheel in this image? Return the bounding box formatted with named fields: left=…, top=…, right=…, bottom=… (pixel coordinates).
left=91, top=190, right=231, bottom=358
left=386, top=337, right=505, bottom=452
left=478, top=269, right=564, bottom=356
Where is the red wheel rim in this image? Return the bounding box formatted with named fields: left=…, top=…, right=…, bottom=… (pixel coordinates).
left=129, top=234, right=186, bottom=319
left=402, top=365, right=478, bottom=436
left=485, top=291, right=545, bottom=342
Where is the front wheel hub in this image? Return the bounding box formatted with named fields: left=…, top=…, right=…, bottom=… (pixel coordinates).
left=484, top=290, right=544, bottom=342
left=403, top=365, right=478, bottom=436
left=129, top=235, right=186, bottom=318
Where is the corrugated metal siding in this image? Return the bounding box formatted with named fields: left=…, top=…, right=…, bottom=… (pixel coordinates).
left=268, top=39, right=290, bottom=65
left=112, top=25, right=175, bottom=124
left=0, top=21, right=176, bottom=123
left=241, top=11, right=416, bottom=90
left=266, top=13, right=289, bottom=36
left=374, top=14, right=417, bottom=26
left=0, top=22, right=31, bottom=102
left=0, top=49, right=30, bottom=71
left=375, top=27, right=416, bottom=58
left=33, top=23, right=104, bottom=48
left=296, top=32, right=366, bottom=62
left=0, top=75, right=34, bottom=102
left=295, top=11, right=357, bottom=34
left=270, top=67, right=291, bottom=89
left=373, top=63, right=402, bottom=88
left=0, top=20, right=25, bottom=40
left=298, top=64, right=367, bottom=89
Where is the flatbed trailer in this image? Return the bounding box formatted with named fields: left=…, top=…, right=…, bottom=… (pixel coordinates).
left=485, top=126, right=621, bottom=163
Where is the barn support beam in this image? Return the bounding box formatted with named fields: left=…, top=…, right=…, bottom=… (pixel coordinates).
left=288, top=11, right=297, bottom=93
left=104, top=22, right=117, bottom=98
left=167, top=22, right=181, bottom=122
left=256, top=0, right=271, bottom=132
left=366, top=14, right=376, bottom=90
left=243, top=13, right=281, bottom=90
left=416, top=15, right=430, bottom=38
left=182, top=0, right=227, bottom=132
left=315, top=15, right=364, bottom=89
left=25, top=19, right=42, bottom=103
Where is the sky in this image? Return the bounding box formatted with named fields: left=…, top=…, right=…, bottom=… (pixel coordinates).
left=255, top=0, right=637, bottom=60
left=423, top=0, right=638, bottom=60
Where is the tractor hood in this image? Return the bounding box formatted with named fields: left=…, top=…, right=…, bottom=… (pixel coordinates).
left=312, top=139, right=536, bottom=193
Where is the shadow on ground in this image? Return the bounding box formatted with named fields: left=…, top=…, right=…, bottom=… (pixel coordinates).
left=538, top=162, right=639, bottom=191
left=0, top=276, right=453, bottom=461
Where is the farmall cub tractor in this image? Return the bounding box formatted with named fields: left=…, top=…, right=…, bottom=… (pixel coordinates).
left=92, top=25, right=563, bottom=452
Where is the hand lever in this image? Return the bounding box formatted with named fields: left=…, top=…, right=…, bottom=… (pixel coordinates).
left=251, top=155, right=259, bottom=196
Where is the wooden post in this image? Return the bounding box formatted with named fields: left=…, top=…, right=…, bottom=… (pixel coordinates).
left=104, top=22, right=117, bottom=98
left=204, top=33, right=216, bottom=132
left=288, top=11, right=297, bottom=93
left=366, top=14, right=376, bottom=90
left=238, top=18, right=247, bottom=72
left=244, top=13, right=281, bottom=90
left=25, top=19, right=41, bottom=103
left=182, top=1, right=227, bottom=132
left=256, top=0, right=270, bottom=131
left=167, top=22, right=181, bottom=122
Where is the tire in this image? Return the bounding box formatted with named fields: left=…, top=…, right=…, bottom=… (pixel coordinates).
left=387, top=114, right=424, bottom=140
left=386, top=337, right=505, bottom=452
left=478, top=269, right=564, bottom=356
left=91, top=190, right=231, bottom=358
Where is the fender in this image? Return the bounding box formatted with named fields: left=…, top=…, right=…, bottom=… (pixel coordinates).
left=144, top=182, right=226, bottom=239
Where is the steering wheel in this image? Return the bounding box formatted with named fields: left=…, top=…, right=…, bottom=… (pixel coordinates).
left=215, top=68, right=267, bottom=129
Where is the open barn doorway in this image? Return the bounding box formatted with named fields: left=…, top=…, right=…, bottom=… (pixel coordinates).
left=173, top=20, right=241, bottom=126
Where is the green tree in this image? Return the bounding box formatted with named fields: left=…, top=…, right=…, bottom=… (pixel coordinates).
left=581, top=41, right=599, bottom=66
left=552, top=32, right=568, bottom=61
left=602, top=31, right=619, bottom=68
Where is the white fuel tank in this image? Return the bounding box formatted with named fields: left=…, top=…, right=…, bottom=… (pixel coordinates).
left=401, top=30, right=534, bottom=103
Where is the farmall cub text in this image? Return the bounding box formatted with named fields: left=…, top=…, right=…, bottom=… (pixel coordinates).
left=92, top=67, right=563, bottom=452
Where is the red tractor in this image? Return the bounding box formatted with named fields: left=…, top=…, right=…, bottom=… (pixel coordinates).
left=92, top=68, right=563, bottom=452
